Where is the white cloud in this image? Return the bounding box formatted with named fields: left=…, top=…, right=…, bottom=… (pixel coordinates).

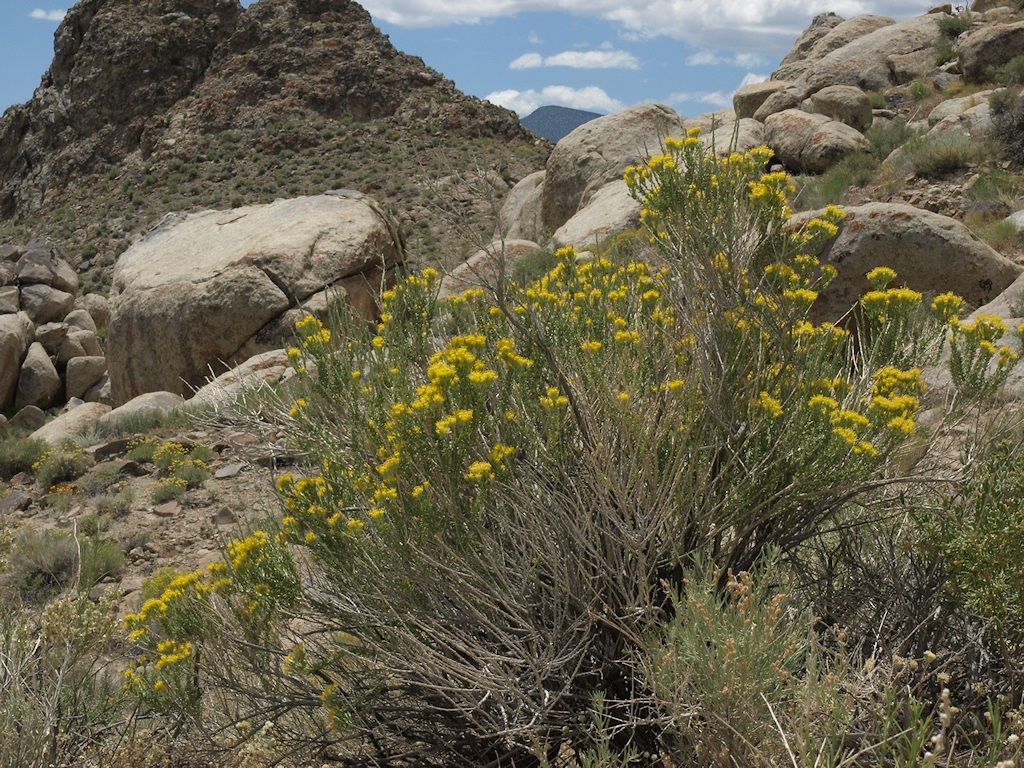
left=545, top=50, right=640, bottom=69
left=685, top=50, right=721, bottom=66
left=739, top=72, right=768, bottom=87
left=510, top=52, right=544, bottom=69
left=364, top=0, right=934, bottom=56
left=668, top=90, right=731, bottom=109
left=685, top=49, right=769, bottom=67
left=670, top=70, right=769, bottom=111
left=528, top=31, right=544, bottom=44
left=29, top=9, right=66, bottom=22
left=485, top=85, right=624, bottom=116
left=509, top=48, right=639, bottom=70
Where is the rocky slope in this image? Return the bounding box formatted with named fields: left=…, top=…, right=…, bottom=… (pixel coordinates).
left=0, top=0, right=548, bottom=292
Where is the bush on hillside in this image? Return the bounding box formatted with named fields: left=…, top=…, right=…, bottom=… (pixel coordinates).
left=992, top=88, right=1024, bottom=166
left=122, top=136, right=1024, bottom=766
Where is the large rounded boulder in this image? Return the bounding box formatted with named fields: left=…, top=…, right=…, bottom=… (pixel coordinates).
left=107, top=192, right=402, bottom=403
left=796, top=203, right=1023, bottom=321
left=958, top=21, right=1024, bottom=84
left=541, top=103, right=685, bottom=233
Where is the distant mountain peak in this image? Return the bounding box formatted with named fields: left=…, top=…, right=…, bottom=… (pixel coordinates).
left=521, top=105, right=603, bottom=142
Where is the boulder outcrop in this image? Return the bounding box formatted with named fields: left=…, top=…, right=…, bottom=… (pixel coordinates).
left=552, top=181, right=641, bottom=250
left=773, top=15, right=894, bottom=83
left=806, top=85, right=873, bottom=132
left=107, top=193, right=403, bottom=403
left=0, top=242, right=107, bottom=415
left=803, top=14, right=941, bottom=92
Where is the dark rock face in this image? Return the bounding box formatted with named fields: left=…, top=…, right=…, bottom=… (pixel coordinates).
left=0, top=0, right=532, bottom=227
left=0, top=0, right=242, bottom=217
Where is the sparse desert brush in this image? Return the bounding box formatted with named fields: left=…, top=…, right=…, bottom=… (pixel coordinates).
left=0, top=436, right=47, bottom=481
left=0, top=592, right=123, bottom=768
left=32, top=442, right=92, bottom=491
left=121, top=134, right=1023, bottom=767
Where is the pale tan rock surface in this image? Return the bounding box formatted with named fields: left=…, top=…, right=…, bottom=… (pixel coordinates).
left=541, top=103, right=685, bottom=232
left=795, top=203, right=1024, bottom=321
left=107, top=193, right=401, bottom=403
left=764, top=110, right=869, bottom=173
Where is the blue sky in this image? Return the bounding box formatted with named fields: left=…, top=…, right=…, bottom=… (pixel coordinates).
left=2, top=0, right=935, bottom=119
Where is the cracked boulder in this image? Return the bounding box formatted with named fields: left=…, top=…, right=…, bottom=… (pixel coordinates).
left=106, top=193, right=402, bottom=403
left=764, top=109, right=868, bottom=173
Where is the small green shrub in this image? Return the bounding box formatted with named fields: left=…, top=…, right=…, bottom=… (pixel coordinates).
left=8, top=529, right=79, bottom=598
left=971, top=216, right=1023, bottom=252
left=935, top=39, right=958, bottom=66
left=867, top=90, right=888, bottom=109
left=32, top=444, right=91, bottom=490
left=0, top=593, right=123, bottom=768
left=865, top=117, right=921, bottom=161
left=78, top=513, right=108, bottom=538
left=79, top=538, right=123, bottom=588
left=924, top=438, right=1024, bottom=649
left=909, top=81, right=931, bottom=101
left=898, top=131, right=998, bottom=176
left=992, top=88, right=1024, bottom=165
left=170, top=459, right=209, bottom=490
left=152, top=441, right=188, bottom=473
left=990, top=54, right=1024, bottom=86
left=126, top=437, right=158, bottom=463
left=937, top=13, right=970, bottom=38
left=93, top=488, right=134, bottom=518
left=967, top=168, right=1024, bottom=202
left=150, top=477, right=187, bottom=503
left=0, top=437, right=47, bottom=481
left=793, top=151, right=879, bottom=210
left=78, top=463, right=122, bottom=496
left=7, top=528, right=123, bottom=598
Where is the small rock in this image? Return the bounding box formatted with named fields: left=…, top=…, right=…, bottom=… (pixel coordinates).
left=15, top=341, right=62, bottom=411
left=113, top=459, right=146, bottom=477
left=90, top=438, right=132, bottom=462
left=89, top=583, right=116, bottom=601
left=19, top=283, right=75, bottom=325
left=255, top=452, right=296, bottom=468
left=34, top=322, right=69, bottom=354
left=63, top=308, right=98, bottom=334
left=30, top=402, right=110, bottom=447
left=0, top=286, right=19, bottom=314
left=119, top=574, right=144, bottom=594
left=65, top=356, right=108, bottom=400
left=211, top=506, right=237, bottom=525
left=0, top=490, right=33, bottom=514
left=10, top=404, right=46, bottom=431
left=99, top=391, right=184, bottom=428
left=153, top=500, right=181, bottom=518
left=214, top=463, right=243, bottom=479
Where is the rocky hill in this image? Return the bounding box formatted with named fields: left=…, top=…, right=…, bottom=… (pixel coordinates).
left=0, top=0, right=549, bottom=293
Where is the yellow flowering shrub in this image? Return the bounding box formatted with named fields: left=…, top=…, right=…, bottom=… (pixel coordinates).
left=124, top=135, right=1022, bottom=765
